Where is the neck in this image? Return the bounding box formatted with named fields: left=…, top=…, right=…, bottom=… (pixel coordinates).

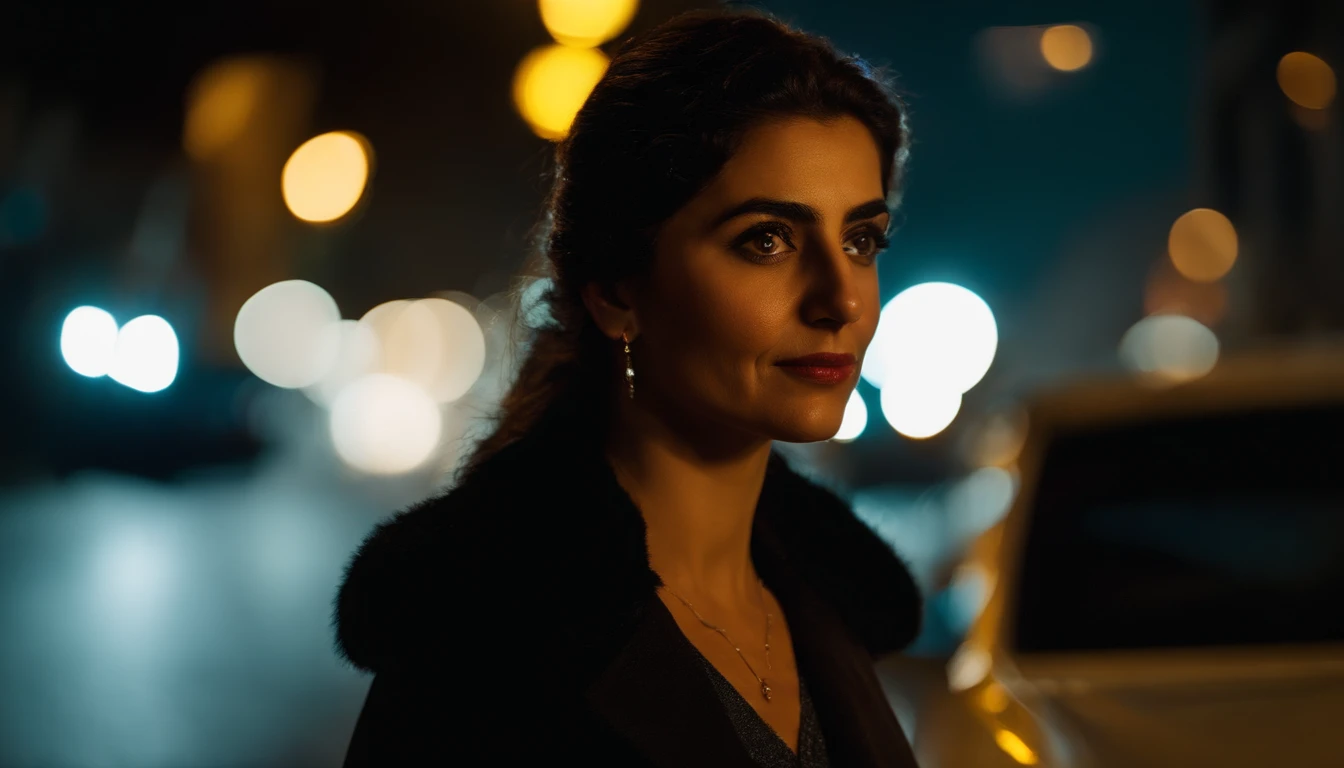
left=605, top=399, right=773, bottom=607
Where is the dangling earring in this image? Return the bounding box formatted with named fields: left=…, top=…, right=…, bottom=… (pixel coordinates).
left=622, top=333, right=635, bottom=400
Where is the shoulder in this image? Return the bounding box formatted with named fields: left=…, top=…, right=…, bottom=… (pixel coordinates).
left=758, top=452, right=923, bottom=656
left=331, top=438, right=559, bottom=673
left=332, top=432, right=650, bottom=674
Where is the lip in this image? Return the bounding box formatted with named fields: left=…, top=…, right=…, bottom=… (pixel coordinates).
left=775, top=353, right=857, bottom=385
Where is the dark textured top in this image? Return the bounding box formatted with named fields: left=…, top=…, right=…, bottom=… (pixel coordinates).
left=692, top=645, right=831, bottom=768
left=336, top=419, right=923, bottom=766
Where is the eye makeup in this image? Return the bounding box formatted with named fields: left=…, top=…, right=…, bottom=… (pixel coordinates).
left=730, top=220, right=890, bottom=264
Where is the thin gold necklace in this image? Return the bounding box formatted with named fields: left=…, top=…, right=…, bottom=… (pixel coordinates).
left=661, top=579, right=774, bottom=702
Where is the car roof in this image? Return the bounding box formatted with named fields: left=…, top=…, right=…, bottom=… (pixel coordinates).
left=1022, top=344, right=1344, bottom=433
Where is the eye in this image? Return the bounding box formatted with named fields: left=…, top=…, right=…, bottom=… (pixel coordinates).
left=732, top=222, right=796, bottom=263
left=843, top=226, right=892, bottom=263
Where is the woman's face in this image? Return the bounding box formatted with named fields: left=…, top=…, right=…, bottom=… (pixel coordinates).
left=632, top=115, right=887, bottom=445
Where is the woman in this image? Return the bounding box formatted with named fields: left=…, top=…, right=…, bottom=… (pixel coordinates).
left=333, top=8, right=922, bottom=766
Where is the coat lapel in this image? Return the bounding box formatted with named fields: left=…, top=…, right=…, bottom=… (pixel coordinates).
left=754, top=492, right=922, bottom=768
left=585, top=596, right=758, bottom=768
left=581, top=481, right=921, bottom=768
left=778, top=576, right=921, bottom=768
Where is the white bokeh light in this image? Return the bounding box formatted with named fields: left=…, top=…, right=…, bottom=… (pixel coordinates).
left=432, top=289, right=482, bottom=315
left=423, top=298, right=486, bottom=402
left=1119, top=314, right=1219, bottom=383
left=302, top=319, right=381, bottom=406
left=61, top=306, right=119, bottom=377
left=947, top=644, right=992, bottom=692
left=329, top=374, right=442, bottom=475
left=831, top=390, right=869, bottom=442
left=880, top=381, right=962, bottom=439
left=234, top=280, right=342, bottom=389
left=359, top=298, right=487, bottom=403
left=358, top=299, right=412, bottom=343
left=369, top=299, right=439, bottom=389
left=109, top=315, right=179, bottom=393
left=403, top=299, right=486, bottom=403
left=862, top=282, right=998, bottom=393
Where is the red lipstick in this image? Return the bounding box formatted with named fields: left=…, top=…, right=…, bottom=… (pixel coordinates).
left=775, top=353, right=857, bottom=385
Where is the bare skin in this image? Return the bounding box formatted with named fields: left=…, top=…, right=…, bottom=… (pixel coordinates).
left=584, top=115, right=887, bottom=752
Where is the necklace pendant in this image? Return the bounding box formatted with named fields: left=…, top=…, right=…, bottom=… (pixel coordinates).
left=761, top=680, right=772, bottom=702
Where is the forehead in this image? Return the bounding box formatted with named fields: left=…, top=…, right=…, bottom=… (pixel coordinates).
left=694, top=115, right=886, bottom=219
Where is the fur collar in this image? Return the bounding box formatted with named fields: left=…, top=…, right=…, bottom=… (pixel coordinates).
left=332, top=421, right=921, bottom=678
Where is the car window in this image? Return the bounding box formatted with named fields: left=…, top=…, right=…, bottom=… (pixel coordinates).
left=1013, top=402, right=1344, bottom=652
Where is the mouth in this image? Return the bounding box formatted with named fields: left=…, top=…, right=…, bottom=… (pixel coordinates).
left=774, top=353, right=857, bottom=385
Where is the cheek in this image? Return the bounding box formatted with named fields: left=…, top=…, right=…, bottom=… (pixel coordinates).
left=648, top=256, right=792, bottom=386
left=694, top=277, right=792, bottom=351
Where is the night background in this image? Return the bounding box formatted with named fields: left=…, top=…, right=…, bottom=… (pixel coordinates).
left=0, top=1, right=1340, bottom=765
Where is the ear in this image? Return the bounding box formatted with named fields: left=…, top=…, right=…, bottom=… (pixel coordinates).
left=580, top=280, right=639, bottom=341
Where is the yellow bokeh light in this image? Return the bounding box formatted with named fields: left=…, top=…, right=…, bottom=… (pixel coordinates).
left=1167, top=208, right=1238, bottom=282
left=512, top=44, right=609, bottom=140
left=1040, top=24, right=1092, bottom=72
left=184, top=58, right=267, bottom=161
left=1277, top=52, right=1336, bottom=110
left=539, top=0, right=639, bottom=48
left=995, top=729, right=1039, bottom=765
left=281, top=131, right=372, bottom=223
left=978, top=681, right=1009, bottom=714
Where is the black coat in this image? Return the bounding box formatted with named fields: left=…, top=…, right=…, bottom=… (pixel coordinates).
left=332, top=419, right=923, bottom=767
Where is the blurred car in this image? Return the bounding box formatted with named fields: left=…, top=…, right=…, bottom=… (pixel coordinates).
left=913, top=348, right=1344, bottom=767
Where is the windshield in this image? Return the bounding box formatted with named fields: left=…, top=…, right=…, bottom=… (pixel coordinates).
left=1013, top=402, right=1344, bottom=653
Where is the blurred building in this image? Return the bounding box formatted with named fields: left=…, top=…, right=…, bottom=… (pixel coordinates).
left=1201, top=0, right=1344, bottom=339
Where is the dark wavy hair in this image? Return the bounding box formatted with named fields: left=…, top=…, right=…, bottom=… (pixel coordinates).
left=466, top=7, right=910, bottom=473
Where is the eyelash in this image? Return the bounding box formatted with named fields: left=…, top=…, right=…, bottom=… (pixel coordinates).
left=732, top=222, right=891, bottom=264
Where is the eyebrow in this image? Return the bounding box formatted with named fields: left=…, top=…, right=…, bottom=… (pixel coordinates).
left=710, top=197, right=890, bottom=229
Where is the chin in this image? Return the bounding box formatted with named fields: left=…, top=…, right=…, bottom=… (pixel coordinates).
left=766, top=403, right=846, bottom=444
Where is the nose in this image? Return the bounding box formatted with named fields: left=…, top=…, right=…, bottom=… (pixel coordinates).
left=800, top=243, right=865, bottom=330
